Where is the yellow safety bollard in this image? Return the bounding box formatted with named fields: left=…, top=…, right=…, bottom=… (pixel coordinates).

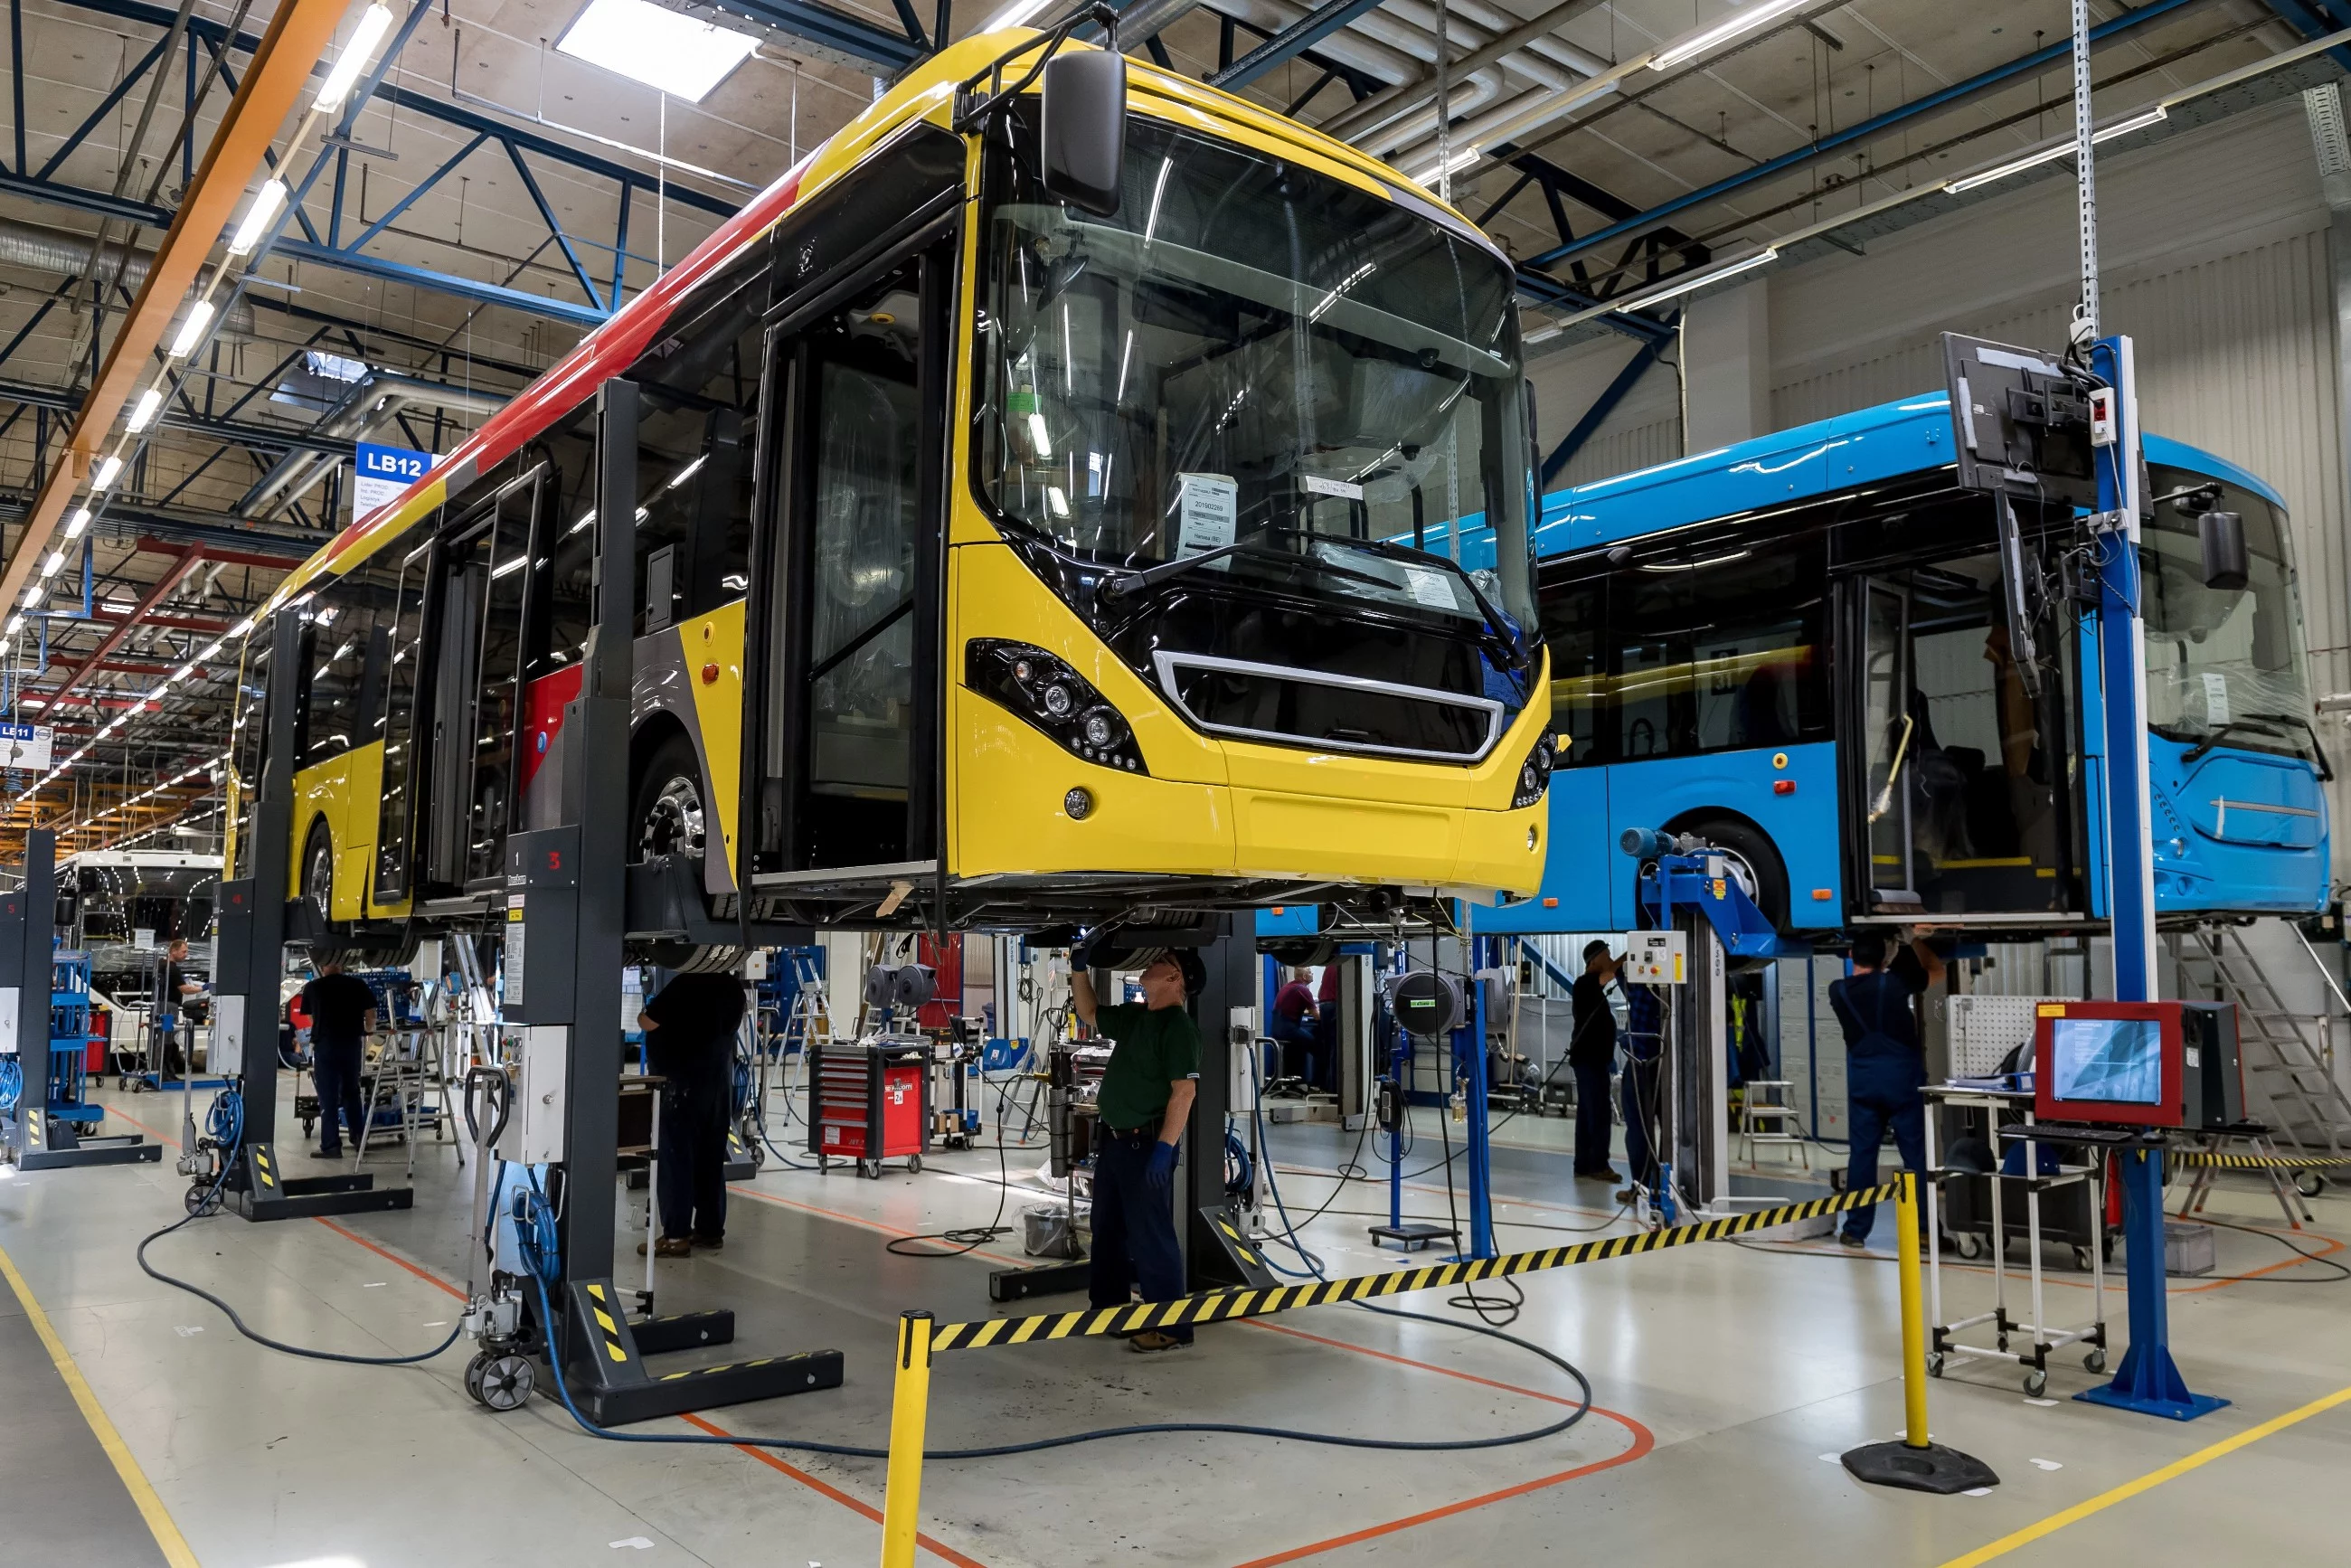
left=1895, top=1170, right=1931, bottom=1449
left=880, top=1310, right=933, bottom=1568
left=1841, top=1170, right=1999, bottom=1493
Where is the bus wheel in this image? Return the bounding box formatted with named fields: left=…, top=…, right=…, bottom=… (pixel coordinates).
left=634, top=735, right=708, bottom=864
left=1673, top=817, right=1789, bottom=933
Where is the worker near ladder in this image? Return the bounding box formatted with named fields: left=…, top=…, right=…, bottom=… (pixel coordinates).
left=1829, top=927, right=1947, bottom=1248
left=1071, top=947, right=1204, bottom=1354
left=1568, top=940, right=1622, bottom=1183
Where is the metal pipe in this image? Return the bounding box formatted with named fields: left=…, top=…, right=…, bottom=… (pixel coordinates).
left=1319, top=0, right=1605, bottom=144
left=0, top=219, right=256, bottom=335
left=239, top=371, right=504, bottom=519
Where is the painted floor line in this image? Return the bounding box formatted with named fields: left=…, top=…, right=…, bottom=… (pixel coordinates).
left=0, top=1240, right=201, bottom=1568
left=1934, top=1382, right=2351, bottom=1567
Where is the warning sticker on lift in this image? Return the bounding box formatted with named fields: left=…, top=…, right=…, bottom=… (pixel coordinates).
left=507, top=896, right=526, bottom=1003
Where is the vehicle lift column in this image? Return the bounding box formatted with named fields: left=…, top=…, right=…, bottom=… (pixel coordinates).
left=1627, top=829, right=1785, bottom=1223
left=2, top=828, right=159, bottom=1169
left=213, top=613, right=409, bottom=1220
left=512, top=382, right=840, bottom=1423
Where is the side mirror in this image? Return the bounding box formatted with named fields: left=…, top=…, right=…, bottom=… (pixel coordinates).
left=1040, top=47, right=1125, bottom=216
left=2198, top=510, right=2248, bottom=591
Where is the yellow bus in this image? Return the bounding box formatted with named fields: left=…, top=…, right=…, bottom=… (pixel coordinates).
left=223, top=28, right=1553, bottom=954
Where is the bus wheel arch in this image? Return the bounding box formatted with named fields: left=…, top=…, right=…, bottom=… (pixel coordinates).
left=629, top=719, right=710, bottom=867
left=1661, top=810, right=1790, bottom=933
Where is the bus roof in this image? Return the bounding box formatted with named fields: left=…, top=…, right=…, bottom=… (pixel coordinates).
left=256, top=33, right=1483, bottom=619
left=1533, top=391, right=2287, bottom=560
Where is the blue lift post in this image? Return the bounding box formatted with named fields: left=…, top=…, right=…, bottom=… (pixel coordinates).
left=2075, top=335, right=2227, bottom=1422
left=1452, top=944, right=1497, bottom=1262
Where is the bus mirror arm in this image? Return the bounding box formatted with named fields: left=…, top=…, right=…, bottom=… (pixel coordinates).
left=1995, top=492, right=2044, bottom=702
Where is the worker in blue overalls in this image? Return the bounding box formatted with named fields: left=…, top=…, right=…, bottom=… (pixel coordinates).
left=1830, top=927, right=1947, bottom=1248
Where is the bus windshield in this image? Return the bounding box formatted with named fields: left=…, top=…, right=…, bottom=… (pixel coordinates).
left=975, top=111, right=1536, bottom=641
left=2142, top=465, right=2316, bottom=762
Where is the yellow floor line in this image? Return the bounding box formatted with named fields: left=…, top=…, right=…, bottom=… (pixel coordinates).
left=0, top=1240, right=201, bottom=1567
left=1937, top=1382, right=2351, bottom=1567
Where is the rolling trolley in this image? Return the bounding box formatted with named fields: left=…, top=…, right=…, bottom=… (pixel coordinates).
left=1923, top=1083, right=2110, bottom=1397
left=808, top=1034, right=931, bottom=1176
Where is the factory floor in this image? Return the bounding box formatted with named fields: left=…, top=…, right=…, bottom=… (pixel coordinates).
left=3, top=1073, right=2347, bottom=1567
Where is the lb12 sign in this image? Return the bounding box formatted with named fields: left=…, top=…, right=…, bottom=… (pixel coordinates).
left=354, top=442, right=432, bottom=524
left=0, top=723, right=52, bottom=771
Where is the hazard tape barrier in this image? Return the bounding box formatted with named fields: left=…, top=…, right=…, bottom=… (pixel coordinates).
left=2178, top=1151, right=2351, bottom=1170
left=877, top=1180, right=1908, bottom=1565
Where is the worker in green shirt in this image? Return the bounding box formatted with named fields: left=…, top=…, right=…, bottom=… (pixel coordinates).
left=1072, top=948, right=1204, bottom=1353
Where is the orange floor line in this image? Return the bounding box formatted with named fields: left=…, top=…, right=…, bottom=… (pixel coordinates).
left=313, top=1215, right=467, bottom=1301
left=675, top=1412, right=989, bottom=1568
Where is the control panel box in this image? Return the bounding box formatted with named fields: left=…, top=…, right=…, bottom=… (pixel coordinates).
left=1622, top=930, right=1687, bottom=986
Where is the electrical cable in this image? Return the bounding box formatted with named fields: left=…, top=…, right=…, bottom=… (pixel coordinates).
left=885, top=1064, right=1016, bottom=1259
left=136, top=1091, right=464, bottom=1367
left=506, top=1181, right=1591, bottom=1458
left=0, top=1054, right=22, bottom=1116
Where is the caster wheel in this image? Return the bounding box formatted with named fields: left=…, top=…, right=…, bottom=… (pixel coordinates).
left=1954, top=1233, right=1983, bottom=1261
left=2084, top=1348, right=2108, bottom=1374
left=2072, top=1247, right=2093, bottom=1272
left=184, top=1183, right=222, bottom=1216
left=2024, top=1369, right=2048, bottom=1399
left=861, top=1157, right=883, bottom=1179
left=467, top=1351, right=534, bottom=1412
left=2295, top=1171, right=2327, bottom=1198
left=907, top=1155, right=921, bottom=1174
left=1927, top=1353, right=1946, bottom=1379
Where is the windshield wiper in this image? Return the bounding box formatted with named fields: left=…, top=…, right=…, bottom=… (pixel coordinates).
left=2241, top=712, right=2336, bottom=780
left=2182, top=716, right=2285, bottom=766
left=1266, top=527, right=1533, bottom=671
left=1100, top=525, right=1273, bottom=600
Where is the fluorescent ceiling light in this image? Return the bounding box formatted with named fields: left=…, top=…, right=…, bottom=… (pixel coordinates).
left=1948, top=143, right=2072, bottom=194
left=65, top=508, right=91, bottom=539
left=1652, top=0, right=1811, bottom=71
left=167, top=300, right=215, bottom=359
left=227, top=180, right=288, bottom=257
left=92, top=455, right=123, bottom=490
left=1611, top=246, right=1779, bottom=313
left=2092, top=105, right=2167, bottom=142
left=127, top=386, right=164, bottom=432
left=40, top=551, right=63, bottom=580
left=981, top=0, right=1057, bottom=31
left=231, top=618, right=255, bottom=637
left=316, top=3, right=396, bottom=114
left=557, top=0, right=758, bottom=102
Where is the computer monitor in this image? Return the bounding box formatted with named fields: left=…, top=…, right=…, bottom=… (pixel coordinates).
left=2032, top=1001, right=2184, bottom=1128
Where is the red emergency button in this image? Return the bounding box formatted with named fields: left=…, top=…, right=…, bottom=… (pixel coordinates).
left=1772, top=779, right=1796, bottom=795
left=702, top=662, right=721, bottom=685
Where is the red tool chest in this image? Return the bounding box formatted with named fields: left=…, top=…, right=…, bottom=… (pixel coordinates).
left=808, top=1037, right=931, bottom=1176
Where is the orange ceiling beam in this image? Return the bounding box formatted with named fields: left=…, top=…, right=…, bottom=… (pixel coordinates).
left=0, top=0, right=349, bottom=611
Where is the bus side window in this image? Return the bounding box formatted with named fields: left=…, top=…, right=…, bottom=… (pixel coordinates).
left=299, top=581, right=368, bottom=767
left=1539, top=578, right=1604, bottom=766
left=1617, top=533, right=1827, bottom=761
left=632, top=256, right=769, bottom=636
left=226, top=635, right=273, bottom=880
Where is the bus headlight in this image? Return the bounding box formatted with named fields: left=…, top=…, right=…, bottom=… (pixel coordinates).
left=1511, top=734, right=1555, bottom=809
left=967, top=639, right=1149, bottom=775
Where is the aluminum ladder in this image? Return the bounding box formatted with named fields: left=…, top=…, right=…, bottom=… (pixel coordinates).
left=2170, top=922, right=2351, bottom=1218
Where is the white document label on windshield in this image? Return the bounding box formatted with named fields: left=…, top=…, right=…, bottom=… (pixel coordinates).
left=2202, top=671, right=2230, bottom=726
left=1403, top=567, right=1458, bottom=609
left=1175, top=473, right=1238, bottom=560
left=1301, top=474, right=1364, bottom=501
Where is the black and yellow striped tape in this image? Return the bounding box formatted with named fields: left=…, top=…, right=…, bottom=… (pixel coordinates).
left=2179, top=1151, right=2351, bottom=1170
left=927, top=1182, right=1902, bottom=1351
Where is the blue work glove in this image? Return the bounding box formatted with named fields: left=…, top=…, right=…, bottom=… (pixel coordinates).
left=1146, top=1139, right=1179, bottom=1193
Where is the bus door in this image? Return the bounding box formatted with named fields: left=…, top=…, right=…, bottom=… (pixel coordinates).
left=1843, top=544, right=2078, bottom=921
left=748, top=241, right=948, bottom=885
left=1856, top=580, right=1920, bottom=915
left=371, top=534, right=440, bottom=905
left=422, top=469, right=539, bottom=891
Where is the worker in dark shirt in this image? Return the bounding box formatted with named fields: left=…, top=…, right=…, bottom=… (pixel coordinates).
left=1072, top=948, right=1203, bottom=1353
left=1268, top=967, right=1318, bottom=1084
left=1568, top=940, right=1621, bottom=1181
left=298, top=957, right=378, bottom=1159
left=1829, top=928, right=1947, bottom=1248
left=156, top=937, right=206, bottom=1078
left=638, top=970, right=746, bottom=1256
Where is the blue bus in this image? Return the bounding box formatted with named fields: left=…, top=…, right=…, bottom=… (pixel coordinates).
left=1475, top=392, right=2328, bottom=936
